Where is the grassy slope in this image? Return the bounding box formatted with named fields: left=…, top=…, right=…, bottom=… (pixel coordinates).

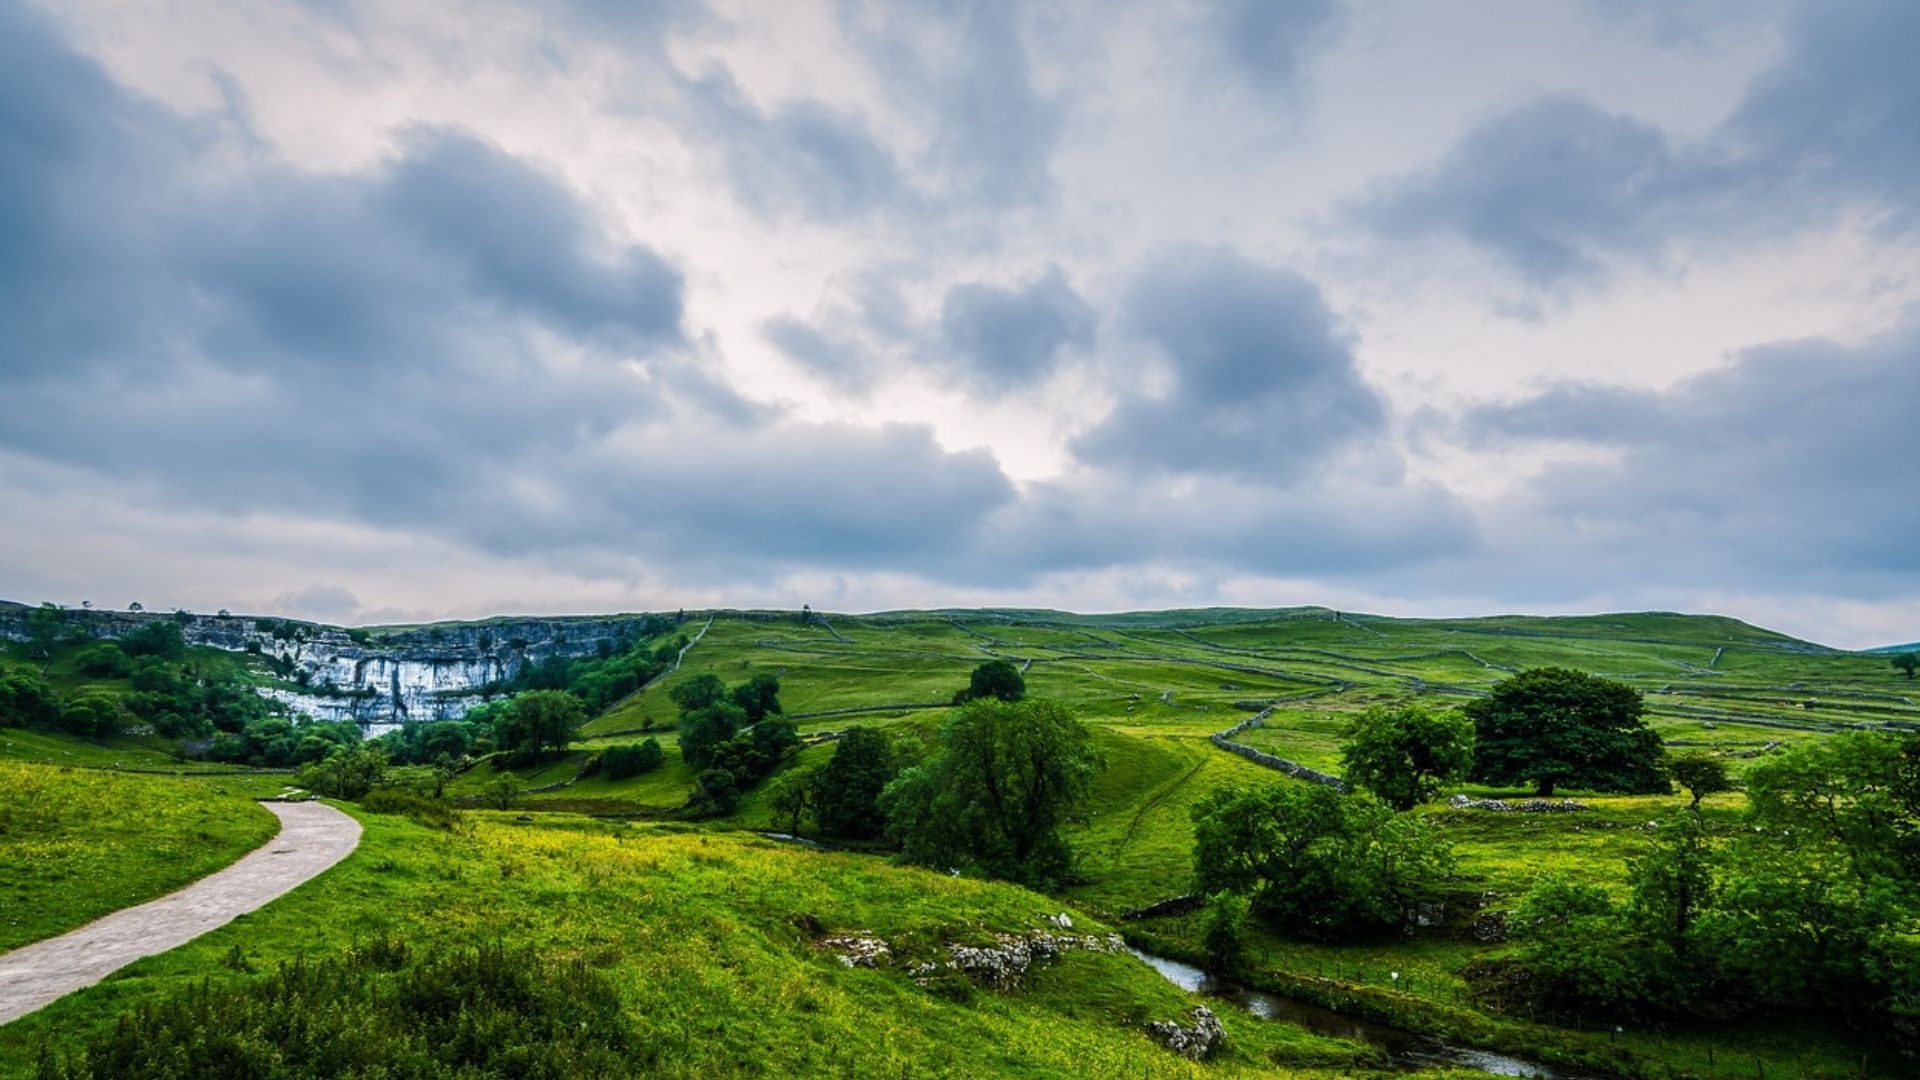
left=0, top=761, right=280, bottom=952
left=8, top=606, right=1913, bottom=1076
left=501, top=608, right=1911, bottom=1077
left=0, top=810, right=1428, bottom=1080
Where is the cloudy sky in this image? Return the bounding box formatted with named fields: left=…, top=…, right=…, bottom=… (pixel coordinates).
left=1, top=0, right=1915, bottom=647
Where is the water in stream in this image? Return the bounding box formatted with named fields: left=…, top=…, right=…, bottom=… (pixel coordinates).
left=1127, top=947, right=1613, bottom=1079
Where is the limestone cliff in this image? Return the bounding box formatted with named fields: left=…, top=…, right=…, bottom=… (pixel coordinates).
left=0, top=601, right=668, bottom=732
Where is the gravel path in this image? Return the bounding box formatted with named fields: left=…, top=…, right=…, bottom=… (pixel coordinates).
left=0, top=800, right=362, bottom=1026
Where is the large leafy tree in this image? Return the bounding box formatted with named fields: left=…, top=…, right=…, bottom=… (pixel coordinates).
left=811, top=726, right=898, bottom=838
left=1339, top=704, right=1474, bottom=810
left=729, top=673, right=783, bottom=722
left=495, top=690, right=585, bottom=765
left=677, top=702, right=746, bottom=770
left=669, top=673, right=727, bottom=714
left=1465, top=667, right=1666, bottom=796
left=1191, top=783, right=1453, bottom=938
left=953, top=659, right=1024, bottom=704
left=1893, top=653, right=1918, bottom=680
left=883, top=698, right=1100, bottom=888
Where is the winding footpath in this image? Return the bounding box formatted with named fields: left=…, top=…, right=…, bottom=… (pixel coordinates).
left=0, top=800, right=362, bottom=1026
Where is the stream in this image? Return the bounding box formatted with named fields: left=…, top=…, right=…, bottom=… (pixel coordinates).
left=1127, top=947, right=1614, bottom=1078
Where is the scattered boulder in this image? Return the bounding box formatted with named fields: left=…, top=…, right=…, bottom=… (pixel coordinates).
left=1047, top=912, right=1074, bottom=929
left=1149, top=1006, right=1224, bottom=1060
left=1472, top=910, right=1509, bottom=943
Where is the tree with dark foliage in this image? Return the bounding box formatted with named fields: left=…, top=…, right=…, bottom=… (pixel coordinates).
left=1465, top=668, right=1665, bottom=796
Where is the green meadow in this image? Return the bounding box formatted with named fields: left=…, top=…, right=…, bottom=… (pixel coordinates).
left=3, top=606, right=1915, bottom=1078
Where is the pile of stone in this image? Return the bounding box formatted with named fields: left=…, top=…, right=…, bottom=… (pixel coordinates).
left=818, top=933, right=891, bottom=968
left=1148, top=1007, right=1224, bottom=1060
left=1447, top=795, right=1589, bottom=812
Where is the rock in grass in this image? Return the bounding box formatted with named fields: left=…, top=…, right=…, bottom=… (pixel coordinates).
left=1149, top=1006, right=1223, bottom=1060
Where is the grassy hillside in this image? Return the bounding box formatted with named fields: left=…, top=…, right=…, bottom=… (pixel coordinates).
left=0, top=761, right=280, bottom=951
left=3, top=809, right=1414, bottom=1080
left=8, top=605, right=1915, bottom=1077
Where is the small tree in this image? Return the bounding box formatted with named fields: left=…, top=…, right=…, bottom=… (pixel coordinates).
left=485, top=772, right=522, bottom=810
left=298, top=744, right=388, bottom=800
left=27, top=603, right=64, bottom=673
left=1199, top=890, right=1252, bottom=975
left=765, top=767, right=815, bottom=835
left=1340, top=704, right=1474, bottom=811
left=812, top=726, right=898, bottom=838
left=953, top=659, right=1024, bottom=705
left=1465, top=668, right=1666, bottom=796
left=1668, top=752, right=1733, bottom=809
left=690, top=767, right=741, bottom=816
left=1627, top=812, right=1717, bottom=956
left=1893, top=653, right=1919, bottom=680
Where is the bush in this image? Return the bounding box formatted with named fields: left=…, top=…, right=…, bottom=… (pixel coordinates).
left=58, top=695, right=124, bottom=739
left=689, top=767, right=741, bottom=816
left=72, top=644, right=131, bottom=678
left=0, top=668, right=62, bottom=728
left=601, top=739, right=665, bottom=780
left=359, top=786, right=463, bottom=830
left=34, top=941, right=640, bottom=1080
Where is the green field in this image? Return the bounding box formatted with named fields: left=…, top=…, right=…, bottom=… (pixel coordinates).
left=0, top=760, right=280, bottom=952
left=4, top=605, right=1914, bottom=1077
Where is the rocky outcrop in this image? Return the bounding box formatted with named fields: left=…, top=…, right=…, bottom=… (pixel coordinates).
left=1149, top=1007, right=1223, bottom=1059
left=934, top=932, right=1127, bottom=990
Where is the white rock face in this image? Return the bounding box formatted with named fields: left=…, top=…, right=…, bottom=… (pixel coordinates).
left=264, top=647, right=519, bottom=734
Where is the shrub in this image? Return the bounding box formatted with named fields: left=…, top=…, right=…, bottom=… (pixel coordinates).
left=0, top=668, right=62, bottom=728
left=601, top=739, right=665, bottom=780
left=689, top=767, right=741, bottom=816
left=34, top=941, right=640, bottom=1080
left=359, top=786, right=463, bottom=830
left=72, top=644, right=131, bottom=678
left=58, top=695, right=124, bottom=739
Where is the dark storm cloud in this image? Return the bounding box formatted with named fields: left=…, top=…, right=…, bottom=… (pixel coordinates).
left=1358, top=1, right=1920, bottom=288
left=0, top=1, right=1024, bottom=582
left=938, top=266, right=1095, bottom=391
left=1072, top=248, right=1385, bottom=479
left=681, top=71, right=908, bottom=221
left=1461, top=320, right=1920, bottom=586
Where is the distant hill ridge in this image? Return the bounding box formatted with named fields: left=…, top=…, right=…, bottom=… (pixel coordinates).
left=0, top=598, right=1835, bottom=651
